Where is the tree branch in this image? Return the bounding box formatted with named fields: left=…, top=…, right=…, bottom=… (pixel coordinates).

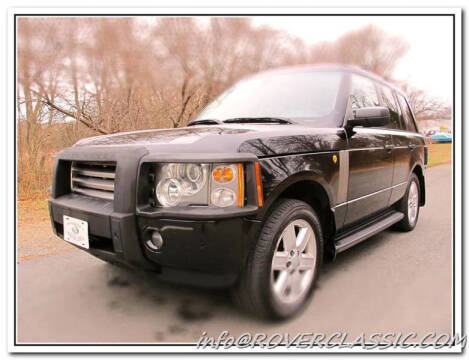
left=41, top=98, right=109, bottom=135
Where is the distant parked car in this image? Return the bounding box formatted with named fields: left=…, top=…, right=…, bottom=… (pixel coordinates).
left=430, top=132, right=452, bottom=143
left=425, top=129, right=437, bottom=138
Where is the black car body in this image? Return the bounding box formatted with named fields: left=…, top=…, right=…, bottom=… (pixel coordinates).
left=49, top=65, right=427, bottom=318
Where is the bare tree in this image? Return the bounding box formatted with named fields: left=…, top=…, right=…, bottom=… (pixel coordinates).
left=398, top=82, right=451, bottom=121
left=17, top=17, right=435, bottom=198
left=310, top=25, right=409, bottom=78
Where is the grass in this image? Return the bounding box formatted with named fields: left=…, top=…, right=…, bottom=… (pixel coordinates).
left=427, top=143, right=452, bottom=168
left=17, top=198, right=75, bottom=262
left=17, top=199, right=50, bottom=225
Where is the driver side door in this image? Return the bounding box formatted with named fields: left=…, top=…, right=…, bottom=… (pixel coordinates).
left=344, top=75, right=394, bottom=226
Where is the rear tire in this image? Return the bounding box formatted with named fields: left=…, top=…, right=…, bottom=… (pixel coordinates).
left=232, top=199, right=323, bottom=320
left=394, top=173, right=420, bottom=232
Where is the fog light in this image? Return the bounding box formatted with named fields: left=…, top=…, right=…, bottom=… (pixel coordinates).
left=146, top=230, right=164, bottom=251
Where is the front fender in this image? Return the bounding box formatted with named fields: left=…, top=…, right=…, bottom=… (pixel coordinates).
left=256, top=152, right=340, bottom=218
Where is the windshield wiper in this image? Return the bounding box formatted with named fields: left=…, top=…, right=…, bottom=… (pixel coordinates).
left=187, top=119, right=223, bottom=126
left=222, top=117, right=292, bottom=124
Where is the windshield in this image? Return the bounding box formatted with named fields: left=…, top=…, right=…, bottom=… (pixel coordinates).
left=196, top=71, right=343, bottom=122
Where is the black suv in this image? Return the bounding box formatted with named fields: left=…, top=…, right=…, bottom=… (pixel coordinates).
left=49, top=65, right=427, bottom=319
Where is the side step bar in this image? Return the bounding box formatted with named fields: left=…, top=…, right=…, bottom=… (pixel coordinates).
left=334, top=211, right=404, bottom=253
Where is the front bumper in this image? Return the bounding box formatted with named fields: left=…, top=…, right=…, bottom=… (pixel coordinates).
left=49, top=146, right=263, bottom=288
left=49, top=195, right=261, bottom=288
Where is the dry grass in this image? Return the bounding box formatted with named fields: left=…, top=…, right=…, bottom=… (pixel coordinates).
left=17, top=199, right=75, bottom=262
left=427, top=143, right=452, bottom=168
left=17, top=199, right=49, bottom=225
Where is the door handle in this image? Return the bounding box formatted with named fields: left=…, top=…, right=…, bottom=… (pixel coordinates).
left=408, top=144, right=416, bottom=151
left=384, top=144, right=395, bottom=151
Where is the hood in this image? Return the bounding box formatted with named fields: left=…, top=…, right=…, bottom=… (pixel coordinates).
left=73, top=123, right=347, bottom=157
left=75, top=126, right=252, bottom=147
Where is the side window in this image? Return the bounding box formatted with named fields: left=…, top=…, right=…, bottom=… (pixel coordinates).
left=379, top=86, right=401, bottom=129
left=397, top=94, right=418, bottom=132
left=349, top=75, right=380, bottom=110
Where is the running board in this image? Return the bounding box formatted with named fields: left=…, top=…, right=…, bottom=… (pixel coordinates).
left=334, top=211, right=404, bottom=253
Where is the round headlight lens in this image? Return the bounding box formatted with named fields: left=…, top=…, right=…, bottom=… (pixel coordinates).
left=211, top=188, right=235, bottom=207
left=164, top=163, right=184, bottom=179
left=156, top=163, right=208, bottom=207
left=156, top=178, right=182, bottom=207
left=186, top=164, right=202, bottom=182
left=182, top=164, right=208, bottom=195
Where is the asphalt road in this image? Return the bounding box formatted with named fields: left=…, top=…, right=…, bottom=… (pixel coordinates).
left=17, top=164, right=452, bottom=343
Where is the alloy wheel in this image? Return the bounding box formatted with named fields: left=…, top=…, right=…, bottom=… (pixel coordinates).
left=270, top=219, right=316, bottom=306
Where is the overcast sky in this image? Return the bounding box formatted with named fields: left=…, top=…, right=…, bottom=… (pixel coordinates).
left=253, top=15, right=453, bottom=104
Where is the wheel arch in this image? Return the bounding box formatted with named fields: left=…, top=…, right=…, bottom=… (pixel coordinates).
left=411, top=164, right=426, bottom=206
left=257, top=172, right=336, bottom=260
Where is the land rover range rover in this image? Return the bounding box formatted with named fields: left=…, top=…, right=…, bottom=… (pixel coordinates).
left=49, top=65, right=427, bottom=319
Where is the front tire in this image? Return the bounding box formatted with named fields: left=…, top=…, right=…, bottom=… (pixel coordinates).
left=394, top=173, right=421, bottom=232
left=232, top=199, right=323, bottom=320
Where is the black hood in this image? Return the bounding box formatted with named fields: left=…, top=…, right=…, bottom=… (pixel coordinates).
left=73, top=123, right=347, bottom=157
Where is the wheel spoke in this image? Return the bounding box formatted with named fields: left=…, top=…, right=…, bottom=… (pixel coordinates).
left=298, top=254, right=315, bottom=270
left=290, top=271, right=303, bottom=296
left=282, top=224, right=297, bottom=251
left=272, top=252, right=289, bottom=270
left=296, top=227, right=310, bottom=252
left=273, top=270, right=291, bottom=295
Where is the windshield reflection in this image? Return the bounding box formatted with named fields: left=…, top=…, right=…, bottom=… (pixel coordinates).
left=196, top=71, right=343, bottom=122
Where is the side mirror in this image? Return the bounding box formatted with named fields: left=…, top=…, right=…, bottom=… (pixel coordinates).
left=347, top=106, right=390, bottom=128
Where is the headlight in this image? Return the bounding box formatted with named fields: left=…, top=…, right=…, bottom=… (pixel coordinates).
left=156, top=178, right=183, bottom=207
left=155, top=163, right=244, bottom=208
left=156, top=163, right=209, bottom=207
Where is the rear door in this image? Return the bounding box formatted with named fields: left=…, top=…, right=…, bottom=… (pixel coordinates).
left=344, top=75, right=394, bottom=226
left=388, top=93, right=422, bottom=204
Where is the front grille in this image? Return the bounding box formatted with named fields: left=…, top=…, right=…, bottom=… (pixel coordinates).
left=71, top=161, right=116, bottom=200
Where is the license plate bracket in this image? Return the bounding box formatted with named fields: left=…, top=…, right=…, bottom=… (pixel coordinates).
left=63, top=215, right=89, bottom=249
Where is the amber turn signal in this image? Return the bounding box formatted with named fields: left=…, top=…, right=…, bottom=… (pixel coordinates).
left=212, top=166, right=234, bottom=183
left=254, top=162, right=264, bottom=207
left=237, top=163, right=244, bottom=208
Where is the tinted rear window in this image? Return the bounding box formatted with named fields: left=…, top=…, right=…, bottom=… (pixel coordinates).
left=380, top=85, right=402, bottom=129
left=397, top=94, right=418, bottom=132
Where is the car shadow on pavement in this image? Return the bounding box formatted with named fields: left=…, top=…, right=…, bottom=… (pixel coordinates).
left=100, top=229, right=394, bottom=330
left=100, top=261, right=239, bottom=338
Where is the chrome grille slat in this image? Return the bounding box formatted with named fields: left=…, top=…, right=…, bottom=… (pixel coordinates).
left=72, top=177, right=115, bottom=191
left=72, top=187, right=114, bottom=201
left=71, top=168, right=115, bottom=179
left=71, top=161, right=116, bottom=201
